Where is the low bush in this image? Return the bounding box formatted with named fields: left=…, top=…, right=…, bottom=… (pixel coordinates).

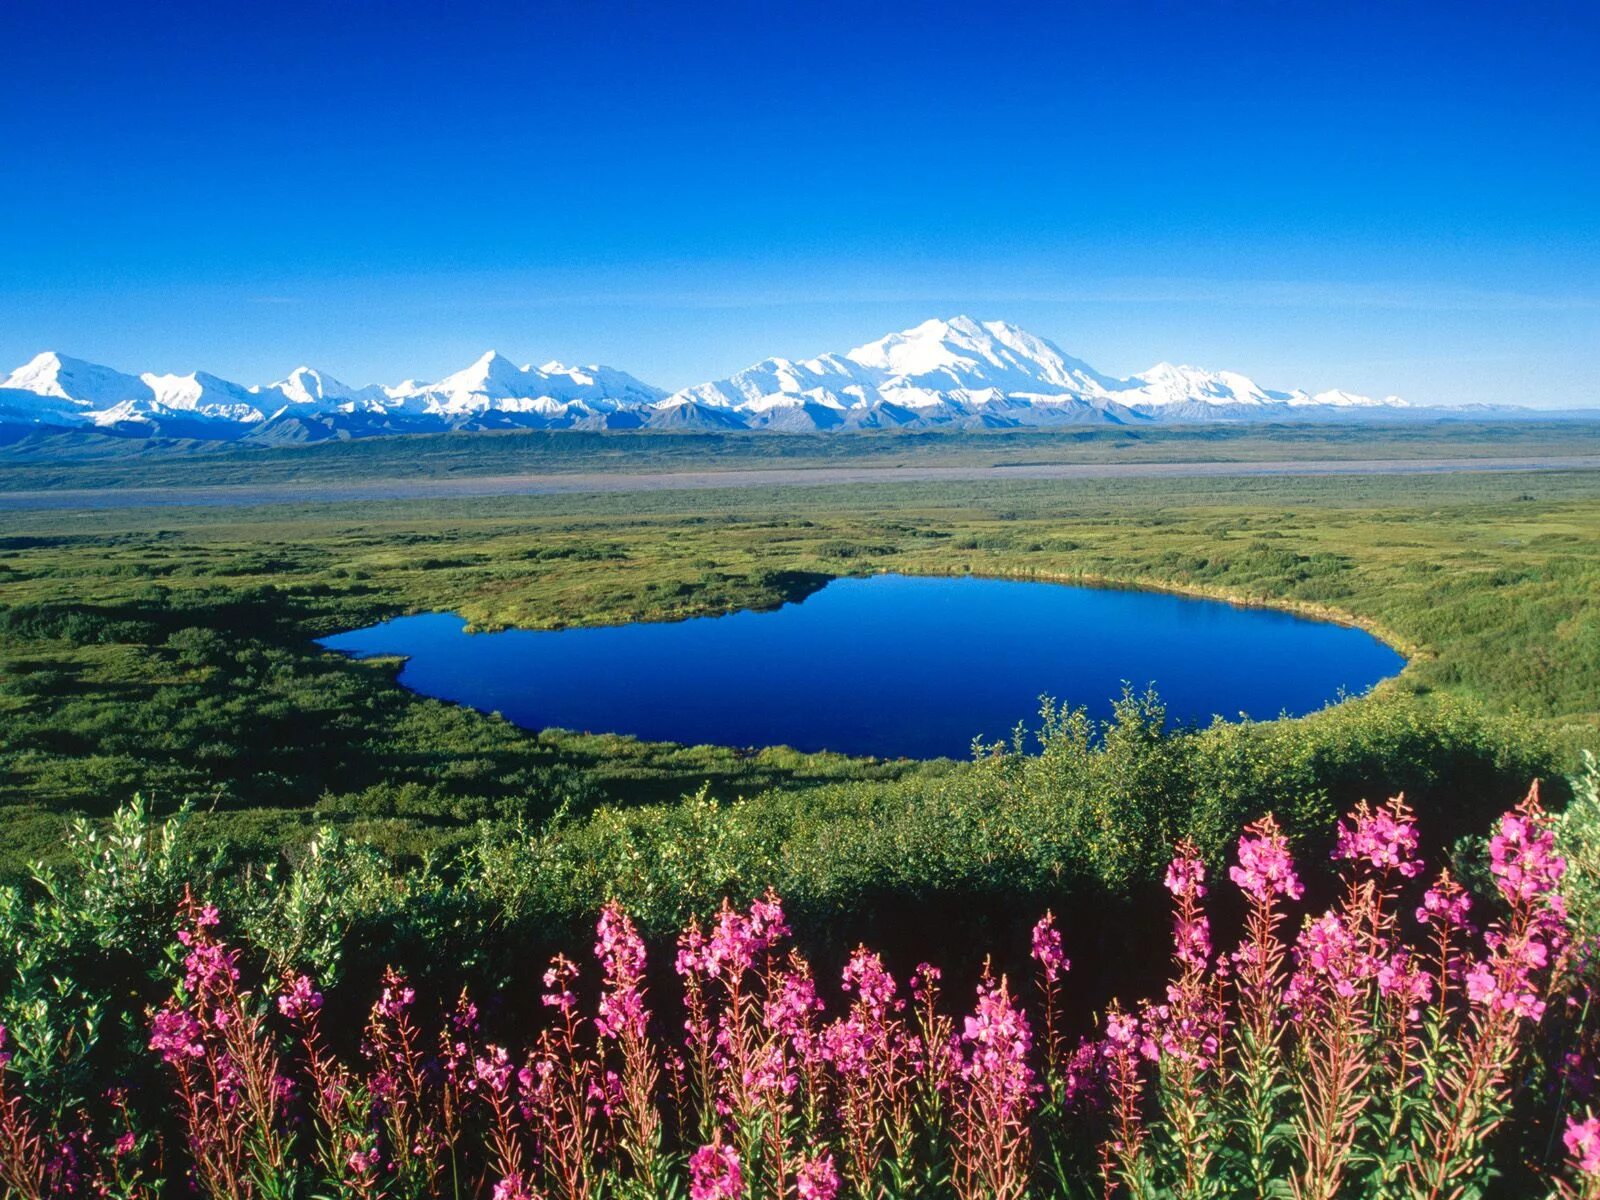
left=1, top=787, right=1597, bottom=1198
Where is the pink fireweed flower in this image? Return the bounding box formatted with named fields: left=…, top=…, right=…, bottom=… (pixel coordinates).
left=1230, top=814, right=1305, bottom=902
left=1144, top=985, right=1223, bottom=1068
left=174, top=902, right=221, bottom=947
left=749, top=890, right=788, bottom=940
left=542, top=955, right=579, bottom=1012
left=715, top=891, right=789, bottom=978
left=1464, top=937, right=1550, bottom=1022
left=688, top=1142, right=743, bottom=1200
left=113, top=1132, right=136, bottom=1157
left=373, top=980, right=415, bottom=1020
left=450, top=995, right=480, bottom=1036
left=182, top=941, right=241, bottom=994
left=1488, top=798, right=1566, bottom=906
left=149, top=1007, right=205, bottom=1063
left=796, top=1152, right=842, bottom=1200
left=1297, top=911, right=1361, bottom=980
left=1031, top=911, right=1070, bottom=983
left=1375, top=947, right=1433, bottom=1010
left=596, top=984, right=646, bottom=1041
left=492, top=1173, right=535, bottom=1200
left=1566, top=1112, right=1600, bottom=1176
left=271, top=1069, right=295, bottom=1106
left=1465, top=963, right=1498, bottom=1007
left=820, top=1012, right=878, bottom=1078
left=763, top=967, right=823, bottom=1053
left=824, top=947, right=907, bottom=1087
left=1333, top=796, right=1423, bottom=878
left=1164, top=849, right=1207, bottom=900
left=1166, top=842, right=1212, bottom=970
left=1174, top=912, right=1212, bottom=971
left=44, top=1131, right=87, bottom=1196
left=516, top=1056, right=556, bottom=1122
left=679, top=891, right=790, bottom=981
left=474, top=1045, right=514, bottom=1096
left=675, top=921, right=708, bottom=977
left=840, top=946, right=899, bottom=1016
left=1285, top=909, right=1373, bottom=1009
left=1062, top=1037, right=1104, bottom=1107
left=1104, top=1009, right=1140, bottom=1055
left=595, top=902, right=649, bottom=1040
left=588, top=1069, right=624, bottom=1118
left=276, top=973, right=323, bottom=1021
left=596, top=901, right=646, bottom=977
left=1417, top=876, right=1473, bottom=928
left=911, top=963, right=942, bottom=1004
left=960, top=976, right=1035, bottom=1110
left=739, top=1039, right=798, bottom=1098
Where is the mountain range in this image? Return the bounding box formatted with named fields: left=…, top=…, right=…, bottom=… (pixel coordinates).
left=0, top=317, right=1544, bottom=444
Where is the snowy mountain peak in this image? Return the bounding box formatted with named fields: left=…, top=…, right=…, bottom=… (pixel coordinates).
left=842, top=316, right=1119, bottom=396
left=137, top=370, right=264, bottom=421
left=3, top=351, right=153, bottom=407
left=1124, top=362, right=1273, bottom=407
left=1307, top=388, right=1409, bottom=409
left=455, top=350, right=522, bottom=386
left=0, top=319, right=1434, bottom=442
left=4, top=350, right=69, bottom=393
left=283, top=367, right=343, bottom=403
left=256, top=367, right=384, bottom=408
left=658, top=318, right=1417, bottom=426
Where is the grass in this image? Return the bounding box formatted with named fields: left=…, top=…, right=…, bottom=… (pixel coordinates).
left=0, top=445, right=1595, bottom=881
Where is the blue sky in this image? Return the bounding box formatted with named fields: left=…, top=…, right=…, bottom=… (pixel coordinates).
left=2, top=0, right=1596, bottom=406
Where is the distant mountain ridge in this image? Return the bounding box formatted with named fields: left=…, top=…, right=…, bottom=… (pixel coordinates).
left=0, top=317, right=1549, bottom=444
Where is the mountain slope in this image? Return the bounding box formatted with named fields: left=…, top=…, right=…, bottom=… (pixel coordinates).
left=0, top=349, right=668, bottom=439
left=3, top=352, right=154, bottom=411
left=257, top=367, right=389, bottom=410
left=390, top=352, right=666, bottom=415
left=0, top=320, right=1514, bottom=445
left=662, top=317, right=1414, bottom=427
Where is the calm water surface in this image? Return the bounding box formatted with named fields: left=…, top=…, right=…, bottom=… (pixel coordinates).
left=319, top=574, right=1405, bottom=760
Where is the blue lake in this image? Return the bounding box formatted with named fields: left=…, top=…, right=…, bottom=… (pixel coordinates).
left=318, top=574, right=1406, bottom=760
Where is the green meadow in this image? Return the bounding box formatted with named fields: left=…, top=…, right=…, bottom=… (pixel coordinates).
left=1, top=430, right=1595, bottom=943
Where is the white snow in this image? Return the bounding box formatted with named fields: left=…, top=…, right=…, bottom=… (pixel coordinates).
left=3, top=352, right=153, bottom=408
left=0, top=321, right=1417, bottom=436
left=387, top=351, right=666, bottom=414
left=659, top=317, right=1399, bottom=421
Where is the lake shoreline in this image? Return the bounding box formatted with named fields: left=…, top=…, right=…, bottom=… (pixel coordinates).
left=322, top=575, right=1407, bottom=761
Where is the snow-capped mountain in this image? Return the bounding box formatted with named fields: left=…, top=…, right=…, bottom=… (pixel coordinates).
left=0, top=353, right=270, bottom=431
left=843, top=316, right=1124, bottom=400
left=137, top=371, right=267, bottom=422
left=657, top=317, right=1411, bottom=428
left=664, top=317, right=1129, bottom=421
left=0, top=317, right=1512, bottom=445
left=1118, top=362, right=1290, bottom=408
left=256, top=367, right=389, bottom=410
left=0, top=348, right=667, bottom=440
left=3, top=352, right=154, bottom=409
left=387, top=352, right=664, bottom=416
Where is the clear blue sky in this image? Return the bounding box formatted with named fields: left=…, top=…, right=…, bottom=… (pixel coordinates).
left=2, top=0, right=1596, bottom=406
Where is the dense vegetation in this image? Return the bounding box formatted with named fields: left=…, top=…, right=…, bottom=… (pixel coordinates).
left=0, top=429, right=1596, bottom=1193
left=0, top=770, right=1596, bottom=1197
left=0, top=463, right=1595, bottom=884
